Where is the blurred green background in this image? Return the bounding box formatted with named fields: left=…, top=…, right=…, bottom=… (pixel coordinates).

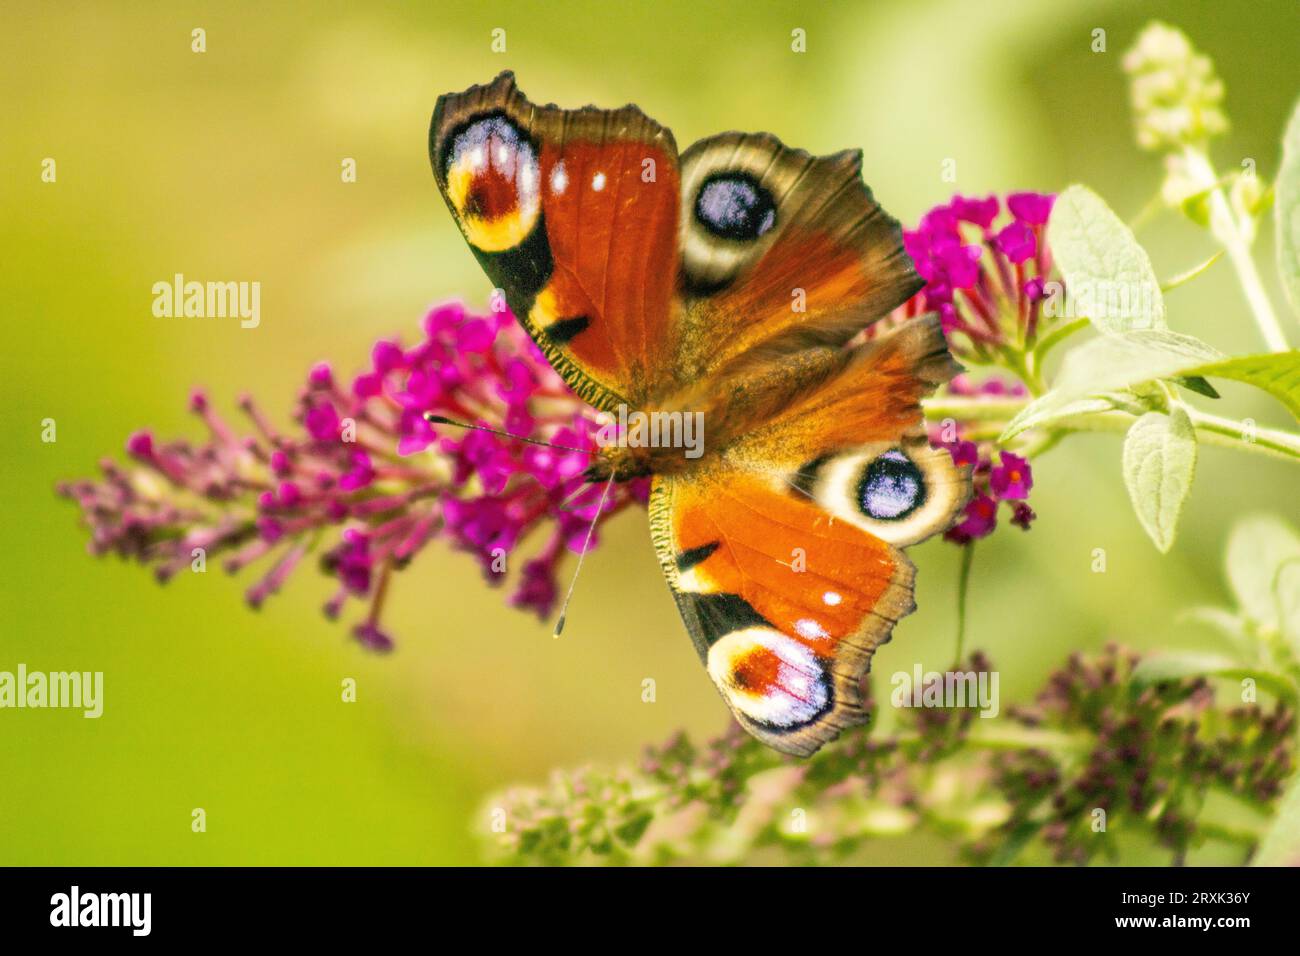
left=2, top=0, right=1297, bottom=865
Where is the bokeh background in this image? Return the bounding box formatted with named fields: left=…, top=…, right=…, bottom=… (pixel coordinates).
left=2, top=0, right=1297, bottom=865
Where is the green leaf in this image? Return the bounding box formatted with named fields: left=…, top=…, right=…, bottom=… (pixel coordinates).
left=998, top=395, right=1120, bottom=441
left=1226, top=514, right=1300, bottom=630
left=1131, top=652, right=1244, bottom=684
left=1122, top=408, right=1198, bottom=552
left=1181, top=351, right=1300, bottom=421
left=1173, top=375, right=1220, bottom=399
left=1131, top=653, right=1295, bottom=700
left=985, top=821, right=1040, bottom=867
left=1254, top=770, right=1300, bottom=866
left=1276, top=94, right=1300, bottom=317
left=1000, top=330, right=1224, bottom=441
left=1161, top=250, right=1223, bottom=291
left=1275, top=557, right=1300, bottom=655
left=1178, top=606, right=1253, bottom=657
left=1048, top=184, right=1166, bottom=331
left=1052, top=330, right=1225, bottom=393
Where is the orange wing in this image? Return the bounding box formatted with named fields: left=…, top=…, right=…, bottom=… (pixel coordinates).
left=650, top=319, right=968, bottom=756
left=430, top=72, right=681, bottom=411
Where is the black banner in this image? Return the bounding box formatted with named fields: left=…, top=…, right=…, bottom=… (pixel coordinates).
left=0, top=866, right=1283, bottom=940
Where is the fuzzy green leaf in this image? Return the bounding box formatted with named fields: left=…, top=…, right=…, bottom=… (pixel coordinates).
left=1226, top=514, right=1300, bottom=631
left=1122, top=408, right=1198, bottom=552
left=1001, top=330, right=1224, bottom=441
left=1182, top=351, right=1300, bottom=421
left=1130, top=652, right=1243, bottom=684
left=1131, top=653, right=1295, bottom=700
left=1178, top=606, right=1254, bottom=659
left=1277, top=94, right=1300, bottom=317
left=1048, top=185, right=1166, bottom=331
left=996, top=396, right=1119, bottom=441
left=1275, top=558, right=1300, bottom=654
left=1255, top=771, right=1300, bottom=866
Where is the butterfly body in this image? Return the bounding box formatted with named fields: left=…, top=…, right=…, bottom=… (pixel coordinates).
left=431, top=73, right=970, bottom=756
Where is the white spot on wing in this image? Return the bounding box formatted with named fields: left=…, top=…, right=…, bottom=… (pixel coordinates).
left=550, top=162, right=568, bottom=195
left=795, top=618, right=827, bottom=639
left=822, top=591, right=842, bottom=606
left=592, top=171, right=606, bottom=191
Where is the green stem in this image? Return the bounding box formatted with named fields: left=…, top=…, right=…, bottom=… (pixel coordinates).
left=892, top=724, right=1093, bottom=753
left=1185, top=408, right=1300, bottom=461
left=1032, top=318, right=1090, bottom=364
left=1182, top=148, right=1290, bottom=351
left=962, top=724, right=1093, bottom=753
left=922, top=390, right=1300, bottom=462
left=1054, top=409, right=1300, bottom=463
left=922, top=396, right=1029, bottom=422
left=954, top=544, right=974, bottom=667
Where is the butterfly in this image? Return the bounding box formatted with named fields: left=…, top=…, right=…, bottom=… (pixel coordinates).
left=429, top=72, right=970, bottom=757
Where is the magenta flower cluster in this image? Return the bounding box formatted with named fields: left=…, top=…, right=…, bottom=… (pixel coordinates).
left=58, top=303, right=645, bottom=650
left=886, top=192, right=1057, bottom=544
left=896, top=191, right=1056, bottom=354
left=930, top=373, right=1037, bottom=543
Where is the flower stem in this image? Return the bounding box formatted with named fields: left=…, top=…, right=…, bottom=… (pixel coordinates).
left=1182, top=148, right=1290, bottom=351
left=922, top=396, right=1300, bottom=463
left=922, top=396, right=1029, bottom=422
left=954, top=544, right=974, bottom=667
left=1032, top=318, right=1090, bottom=364
left=1054, top=409, right=1300, bottom=463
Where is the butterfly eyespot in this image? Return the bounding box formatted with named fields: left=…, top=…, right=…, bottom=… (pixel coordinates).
left=694, top=172, right=777, bottom=241
left=857, top=450, right=926, bottom=521
left=443, top=114, right=541, bottom=252
left=707, top=628, right=830, bottom=729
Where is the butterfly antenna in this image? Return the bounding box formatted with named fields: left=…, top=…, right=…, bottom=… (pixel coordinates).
left=552, top=471, right=617, bottom=639
left=424, top=413, right=595, bottom=456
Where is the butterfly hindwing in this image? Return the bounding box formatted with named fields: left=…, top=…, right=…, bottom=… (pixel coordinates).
left=650, top=319, right=968, bottom=756
left=430, top=71, right=682, bottom=411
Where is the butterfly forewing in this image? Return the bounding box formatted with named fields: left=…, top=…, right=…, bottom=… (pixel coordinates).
left=431, top=71, right=682, bottom=411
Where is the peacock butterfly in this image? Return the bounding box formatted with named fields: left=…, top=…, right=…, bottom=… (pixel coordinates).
left=428, top=73, right=969, bottom=756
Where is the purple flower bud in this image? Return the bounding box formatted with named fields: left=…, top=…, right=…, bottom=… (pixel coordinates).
left=371, top=340, right=404, bottom=374
left=1007, top=191, right=1054, bottom=225
left=951, top=194, right=1000, bottom=229
left=993, top=221, right=1037, bottom=264
left=308, top=362, right=334, bottom=387
left=304, top=402, right=340, bottom=441
left=352, top=621, right=394, bottom=652
left=277, top=481, right=303, bottom=507
left=126, top=431, right=154, bottom=458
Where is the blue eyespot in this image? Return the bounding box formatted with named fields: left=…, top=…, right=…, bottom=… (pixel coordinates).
left=694, top=173, right=777, bottom=241
left=858, top=450, right=925, bottom=521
